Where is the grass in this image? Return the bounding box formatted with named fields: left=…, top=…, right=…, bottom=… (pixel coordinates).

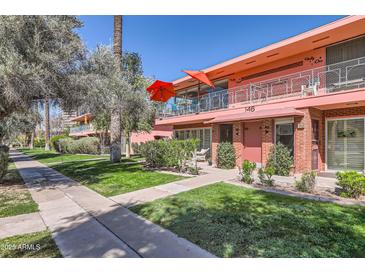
left=18, top=148, right=183, bottom=197
left=0, top=231, right=61, bottom=258
left=50, top=159, right=185, bottom=197
left=18, top=148, right=108, bottom=165
left=131, top=182, right=365, bottom=258
left=0, top=163, right=38, bottom=218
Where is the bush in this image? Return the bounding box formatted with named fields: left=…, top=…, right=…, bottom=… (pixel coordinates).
left=140, top=139, right=199, bottom=172
left=216, top=142, right=236, bottom=169
left=266, top=143, right=293, bottom=176
left=131, top=142, right=142, bottom=154
left=34, top=138, right=45, bottom=148
left=50, top=135, right=67, bottom=152
left=258, top=166, right=275, bottom=186
left=0, top=145, right=9, bottom=182
left=336, top=171, right=365, bottom=199
left=239, top=160, right=256, bottom=184
left=57, top=137, right=100, bottom=155
left=295, top=171, right=316, bottom=193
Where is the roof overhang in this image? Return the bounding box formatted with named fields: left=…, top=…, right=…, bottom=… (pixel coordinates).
left=173, top=16, right=365, bottom=91
left=70, top=113, right=93, bottom=122
left=204, top=107, right=304, bottom=124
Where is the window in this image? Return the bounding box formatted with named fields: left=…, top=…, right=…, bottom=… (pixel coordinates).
left=327, top=118, right=364, bottom=170
left=173, top=128, right=212, bottom=155
left=220, top=124, right=233, bottom=143
left=275, top=119, right=294, bottom=155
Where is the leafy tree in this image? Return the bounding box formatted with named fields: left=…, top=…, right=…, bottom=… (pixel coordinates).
left=0, top=16, right=86, bottom=149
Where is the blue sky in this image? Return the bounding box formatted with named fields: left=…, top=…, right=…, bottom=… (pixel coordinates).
left=77, top=15, right=344, bottom=82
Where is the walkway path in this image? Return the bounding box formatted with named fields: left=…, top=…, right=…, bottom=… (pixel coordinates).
left=0, top=212, right=46, bottom=239
left=10, top=151, right=214, bottom=258
left=111, top=164, right=237, bottom=207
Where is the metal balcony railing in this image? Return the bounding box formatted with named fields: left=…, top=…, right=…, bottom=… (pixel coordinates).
left=158, top=56, right=365, bottom=118
left=69, top=124, right=93, bottom=134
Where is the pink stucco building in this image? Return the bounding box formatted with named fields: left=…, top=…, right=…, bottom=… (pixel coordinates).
left=155, top=16, right=365, bottom=173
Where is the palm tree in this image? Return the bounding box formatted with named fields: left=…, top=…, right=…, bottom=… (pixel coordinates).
left=44, top=98, right=50, bottom=150
left=110, top=15, right=123, bottom=162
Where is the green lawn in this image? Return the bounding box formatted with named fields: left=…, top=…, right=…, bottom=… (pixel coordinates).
left=18, top=148, right=108, bottom=164
left=0, top=163, right=38, bottom=218
left=50, top=160, right=185, bottom=197
left=18, top=148, right=176, bottom=196
left=0, top=231, right=61, bottom=258
left=132, top=182, right=365, bottom=258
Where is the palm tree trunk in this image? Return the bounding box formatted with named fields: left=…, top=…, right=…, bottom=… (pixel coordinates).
left=44, top=98, right=50, bottom=151
left=110, top=15, right=123, bottom=162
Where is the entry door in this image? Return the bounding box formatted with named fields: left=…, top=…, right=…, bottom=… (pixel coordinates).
left=243, top=121, right=262, bottom=165
left=311, top=120, right=319, bottom=170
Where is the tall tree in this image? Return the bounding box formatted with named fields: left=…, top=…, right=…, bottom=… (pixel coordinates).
left=44, top=98, right=50, bottom=150
left=109, top=15, right=123, bottom=162
left=0, top=16, right=86, bottom=139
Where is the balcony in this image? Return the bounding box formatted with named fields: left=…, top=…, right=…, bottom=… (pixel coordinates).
left=69, top=124, right=93, bottom=135
left=158, top=56, right=365, bottom=118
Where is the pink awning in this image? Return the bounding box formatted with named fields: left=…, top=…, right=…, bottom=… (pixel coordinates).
left=204, top=107, right=304, bottom=124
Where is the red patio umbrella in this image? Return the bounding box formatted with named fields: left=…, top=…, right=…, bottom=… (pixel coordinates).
left=182, top=70, right=215, bottom=112
left=182, top=70, right=215, bottom=88
left=146, top=80, right=176, bottom=102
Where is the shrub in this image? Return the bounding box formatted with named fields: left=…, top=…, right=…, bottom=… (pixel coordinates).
left=50, top=135, right=67, bottom=152
left=295, top=171, right=316, bottom=193
left=140, top=139, right=199, bottom=172
left=239, top=160, right=256, bottom=184
left=216, top=142, right=236, bottom=169
left=258, top=166, right=275, bottom=186
left=336, top=171, right=365, bottom=199
left=34, top=138, right=45, bottom=148
left=57, top=137, right=100, bottom=155
left=57, top=137, right=73, bottom=153
left=266, top=143, right=293, bottom=176
left=0, top=145, right=9, bottom=182
left=131, top=142, right=142, bottom=154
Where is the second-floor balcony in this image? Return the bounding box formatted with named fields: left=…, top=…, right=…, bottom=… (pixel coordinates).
left=158, top=56, right=365, bottom=118
left=69, top=124, right=93, bottom=134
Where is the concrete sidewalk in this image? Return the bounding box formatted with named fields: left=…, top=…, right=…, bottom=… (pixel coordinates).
left=10, top=151, right=214, bottom=258
left=111, top=165, right=237, bottom=207
left=0, top=212, right=46, bottom=239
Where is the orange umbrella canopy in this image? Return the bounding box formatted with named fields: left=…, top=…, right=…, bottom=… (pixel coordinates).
left=182, top=70, right=215, bottom=88
left=146, top=80, right=176, bottom=102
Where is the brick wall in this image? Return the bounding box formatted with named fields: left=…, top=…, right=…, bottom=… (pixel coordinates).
left=211, top=124, right=219, bottom=166
left=261, top=119, right=273, bottom=166
left=233, top=122, right=244, bottom=166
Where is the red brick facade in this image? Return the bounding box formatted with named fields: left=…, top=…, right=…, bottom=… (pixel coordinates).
left=207, top=106, right=365, bottom=173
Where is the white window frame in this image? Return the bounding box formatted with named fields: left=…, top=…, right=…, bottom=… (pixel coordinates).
left=274, top=118, right=295, bottom=151
left=173, top=127, right=212, bottom=150
left=325, top=116, right=365, bottom=171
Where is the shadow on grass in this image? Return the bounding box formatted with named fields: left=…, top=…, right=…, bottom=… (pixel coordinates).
left=131, top=183, right=365, bottom=258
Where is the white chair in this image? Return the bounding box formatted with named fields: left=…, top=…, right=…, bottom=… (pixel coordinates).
left=195, top=148, right=210, bottom=161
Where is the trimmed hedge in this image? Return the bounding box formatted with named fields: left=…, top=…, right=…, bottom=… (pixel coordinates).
left=50, top=135, right=68, bottom=151
left=0, top=145, right=9, bottom=182
left=336, top=170, right=365, bottom=199
left=57, top=137, right=100, bottom=155
left=266, top=143, right=293, bottom=176
left=216, top=142, right=236, bottom=169
left=139, top=139, right=199, bottom=172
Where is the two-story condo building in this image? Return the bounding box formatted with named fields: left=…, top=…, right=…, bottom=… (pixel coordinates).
left=155, top=16, right=365, bottom=173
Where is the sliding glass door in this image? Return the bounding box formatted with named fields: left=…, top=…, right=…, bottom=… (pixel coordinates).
left=327, top=118, right=365, bottom=170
